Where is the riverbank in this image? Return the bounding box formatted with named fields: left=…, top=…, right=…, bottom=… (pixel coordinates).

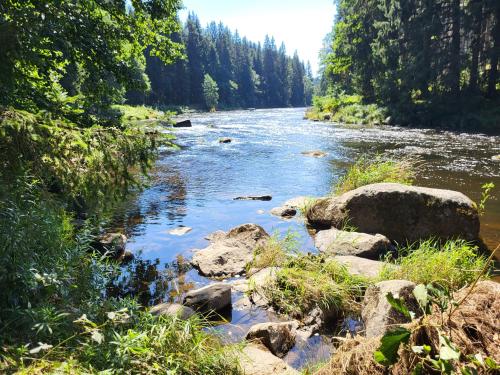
left=306, top=94, right=500, bottom=134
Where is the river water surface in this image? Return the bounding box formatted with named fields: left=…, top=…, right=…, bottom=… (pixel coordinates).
left=112, top=108, right=499, bottom=369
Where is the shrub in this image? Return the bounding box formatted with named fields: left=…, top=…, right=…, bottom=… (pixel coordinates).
left=0, top=177, right=241, bottom=374
left=332, top=155, right=417, bottom=195
left=379, top=239, right=488, bottom=290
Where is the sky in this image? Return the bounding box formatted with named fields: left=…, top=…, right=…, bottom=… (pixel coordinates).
left=179, top=0, right=335, bottom=76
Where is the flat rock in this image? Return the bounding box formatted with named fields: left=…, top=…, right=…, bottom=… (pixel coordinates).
left=232, top=267, right=280, bottom=294
left=270, top=206, right=297, bottom=218
left=192, top=224, right=270, bottom=277
left=238, top=342, right=299, bottom=375
left=362, top=280, right=419, bottom=338
left=283, top=196, right=311, bottom=210
left=183, top=283, right=231, bottom=313
left=301, top=150, right=327, bottom=158
left=492, top=155, right=500, bottom=162
left=234, top=195, right=273, bottom=201
left=246, top=321, right=298, bottom=357
left=150, top=303, right=195, bottom=320
left=168, top=226, right=192, bottom=236
left=307, top=183, right=480, bottom=244
left=333, top=256, right=389, bottom=278
left=314, top=228, right=391, bottom=259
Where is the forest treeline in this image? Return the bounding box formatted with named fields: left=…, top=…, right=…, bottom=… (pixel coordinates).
left=129, top=13, right=314, bottom=109
left=316, top=0, right=500, bottom=132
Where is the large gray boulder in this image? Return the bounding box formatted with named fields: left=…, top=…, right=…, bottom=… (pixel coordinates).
left=191, top=224, right=270, bottom=277
left=150, top=303, right=195, bottom=320
left=238, top=342, right=299, bottom=375
left=334, top=255, right=390, bottom=278
left=362, top=280, right=419, bottom=338
left=246, top=321, right=298, bottom=357
left=183, top=283, right=231, bottom=313
left=314, top=228, right=391, bottom=259
left=307, top=183, right=479, bottom=244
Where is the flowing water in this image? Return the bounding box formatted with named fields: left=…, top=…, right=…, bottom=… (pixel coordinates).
left=111, top=108, right=500, bottom=369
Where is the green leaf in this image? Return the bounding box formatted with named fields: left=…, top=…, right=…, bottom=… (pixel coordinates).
left=374, top=327, right=411, bottom=366
left=485, top=357, right=499, bottom=369
left=413, top=284, right=428, bottom=312
left=439, top=335, right=460, bottom=361
left=386, top=292, right=412, bottom=320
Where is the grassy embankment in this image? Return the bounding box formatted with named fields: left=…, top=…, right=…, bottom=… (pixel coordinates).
left=0, top=105, right=241, bottom=374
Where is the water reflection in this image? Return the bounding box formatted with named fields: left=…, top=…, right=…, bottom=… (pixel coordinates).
left=107, top=254, right=194, bottom=307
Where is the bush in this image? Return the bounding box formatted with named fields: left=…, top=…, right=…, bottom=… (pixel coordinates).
left=379, top=239, right=488, bottom=290
left=307, top=94, right=386, bottom=125
left=0, top=108, right=174, bottom=212
left=332, top=155, right=417, bottom=195
left=2, top=307, right=241, bottom=374
left=0, top=177, right=241, bottom=374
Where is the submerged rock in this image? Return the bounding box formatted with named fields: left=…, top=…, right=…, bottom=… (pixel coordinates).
left=183, top=283, right=231, bottom=313
left=269, top=196, right=312, bottom=219
left=307, top=183, right=480, bottom=243
left=314, top=228, right=391, bottom=259
left=234, top=195, right=273, bottom=201
left=173, top=119, right=192, bottom=128
left=219, top=137, right=232, bottom=143
left=168, top=226, right=192, bottom=236
left=150, top=303, right=195, bottom=320
left=119, top=250, right=135, bottom=264
left=362, top=280, right=418, bottom=338
left=238, top=342, right=299, bottom=375
left=191, top=224, right=270, bottom=277
left=97, top=232, right=127, bottom=258
left=246, top=321, right=298, bottom=358
left=301, top=150, right=327, bottom=158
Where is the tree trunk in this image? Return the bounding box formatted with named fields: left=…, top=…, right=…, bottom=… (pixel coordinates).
left=449, top=0, right=461, bottom=98
left=487, top=4, right=500, bottom=97
left=468, top=0, right=483, bottom=93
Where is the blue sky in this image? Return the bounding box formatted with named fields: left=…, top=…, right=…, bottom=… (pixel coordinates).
left=179, top=0, right=335, bottom=75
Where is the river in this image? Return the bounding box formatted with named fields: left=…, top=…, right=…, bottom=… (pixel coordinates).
left=111, top=107, right=500, bottom=369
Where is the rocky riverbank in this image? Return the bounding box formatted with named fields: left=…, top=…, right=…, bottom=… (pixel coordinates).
left=146, top=182, right=498, bottom=373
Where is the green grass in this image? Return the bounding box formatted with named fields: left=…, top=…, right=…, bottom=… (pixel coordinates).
left=305, top=94, right=387, bottom=126
left=379, top=239, right=488, bottom=290
left=2, top=310, right=241, bottom=374
left=247, top=231, right=299, bottom=271
left=332, top=155, right=417, bottom=195
left=112, top=104, right=171, bottom=123
left=259, top=254, right=369, bottom=319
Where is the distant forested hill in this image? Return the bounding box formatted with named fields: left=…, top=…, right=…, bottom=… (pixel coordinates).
left=128, top=13, right=314, bottom=109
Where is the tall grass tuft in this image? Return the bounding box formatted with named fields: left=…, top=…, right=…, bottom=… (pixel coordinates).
left=247, top=231, right=299, bottom=271
left=260, top=254, right=369, bottom=319
left=379, top=239, right=488, bottom=290
left=332, top=155, right=418, bottom=195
